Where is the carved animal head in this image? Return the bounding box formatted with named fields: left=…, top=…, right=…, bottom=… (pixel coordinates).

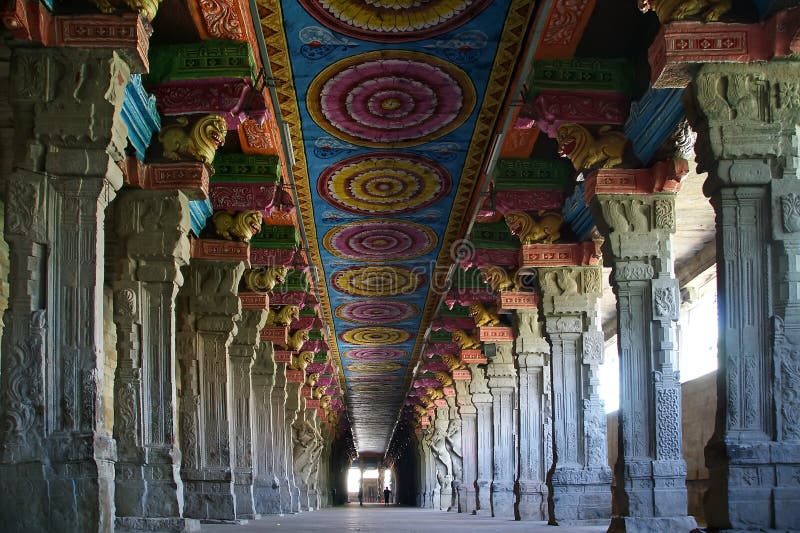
left=504, top=211, right=534, bottom=242
left=193, top=114, right=227, bottom=158
left=269, top=266, right=290, bottom=286
left=319, top=395, right=331, bottom=410
left=291, top=350, right=314, bottom=371
left=434, top=371, right=453, bottom=388
left=440, top=353, right=464, bottom=372
left=235, top=210, right=263, bottom=242
left=480, top=265, right=512, bottom=292
left=312, top=385, right=327, bottom=399
left=468, top=302, right=485, bottom=318
left=288, top=329, right=310, bottom=351
left=556, top=123, right=590, bottom=165
left=305, top=372, right=320, bottom=388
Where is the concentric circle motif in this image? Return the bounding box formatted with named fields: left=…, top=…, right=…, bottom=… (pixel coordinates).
left=351, top=384, right=401, bottom=392
left=339, top=326, right=412, bottom=346
left=298, top=0, right=493, bottom=43
left=325, top=219, right=437, bottom=262
left=317, top=152, right=452, bottom=215
left=336, top=300, right=419, bottom=324
left=343, top=348, right=409, bottom=361
left=331, top=265, right=425, bottom=297
left=346, top=361, right=404, bottom=373
left=307, top=51, right=476, bottom=148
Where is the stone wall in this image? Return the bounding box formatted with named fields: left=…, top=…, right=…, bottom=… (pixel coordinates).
left=607, top=371, right=717, bottom=523
left=103, top=286, right=117, bottom=435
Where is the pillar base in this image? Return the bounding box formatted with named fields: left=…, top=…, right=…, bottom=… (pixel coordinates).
left=516, top=481, right=547, bottom=521
left=490, top=481, right=515, bottom=518
left=608, top=515, right=698, bottom=533
left=182, top=476, right=237, bottom=521
left=254, top=481, right=282, bottom=515
left=115, top=517, right=201, bottom=533
left=549, top=466, right=611, bottom=523
left=462, top=488, right=476, bottom=514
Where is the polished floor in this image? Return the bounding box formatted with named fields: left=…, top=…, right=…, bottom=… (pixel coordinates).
left=201, top=504, right=610, bottom=532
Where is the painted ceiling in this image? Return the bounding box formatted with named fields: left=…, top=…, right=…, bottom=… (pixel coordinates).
left=260, top=0, right=539, bottom=453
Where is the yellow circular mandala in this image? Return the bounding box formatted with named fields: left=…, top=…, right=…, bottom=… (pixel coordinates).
left=347, top=361, right=404, bottom=373
left=339, top=326, right=412, bottom=346
left=331, top=265, right=425, bottom=296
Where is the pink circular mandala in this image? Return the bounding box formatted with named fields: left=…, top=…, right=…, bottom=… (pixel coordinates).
left=336, top=300, right=419, bottom=324
left=324, top=219, right=437, bottom=262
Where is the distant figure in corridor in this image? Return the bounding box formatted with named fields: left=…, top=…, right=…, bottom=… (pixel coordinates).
left=383, top=486, right=391, bottom=506
left=358, top=487, right=363, bottom=506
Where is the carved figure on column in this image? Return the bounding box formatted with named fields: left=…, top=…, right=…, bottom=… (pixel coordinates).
left=505, top=211, right=564, bottom=244
left=158, top=114, right=227, bottom=165
left=468, top=302, right=501, bottom=327
left=480, top=265, right=520, bottom=292
left=266, top=305, right=300, bottom=326
left=212, top=210, right=263, bottom=242
left=556, top=123, right=627, bottom=171
left=243, top=266, right=290, bottom=292
left=452, top=329, right=480, bottom=350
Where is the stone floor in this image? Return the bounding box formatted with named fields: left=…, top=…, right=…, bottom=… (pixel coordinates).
left=201, top=504, right=610, bottom=532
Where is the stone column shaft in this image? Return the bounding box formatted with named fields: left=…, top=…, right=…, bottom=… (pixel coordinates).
left=271, top=361, right=290, bottom=514
left=0, top=48, right=131, bottom=533
left=229, top=306, right=269, bottom=519
left=111, top=189, right=196, bottom=531
left=540, top=265, right=611, bottom=524
left=470, top=363, right=493, bottom=516
left=252, top=342, right=279, bottom=514
left=589, top=179, right=697, bottom=532
left=515, top=308, right=551, bottom=521
left=177, top=259, right=245, bottom=521
left=455, top=380, right=477, bottom=514
left=487, top=341, right=516, bottom=518
left=285, top=380, right=302, bottom=512
left=445, top=395, right=463, bottom=512
left=688, top=60, right=800, bottom=531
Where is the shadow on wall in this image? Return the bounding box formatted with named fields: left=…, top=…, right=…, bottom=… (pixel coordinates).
left=606, top=371, right=717, bottom=525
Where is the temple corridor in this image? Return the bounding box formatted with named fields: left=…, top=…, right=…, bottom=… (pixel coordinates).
left=0, top=0, right=799, bottom=532
left=201, top=505, right=608, bottom=533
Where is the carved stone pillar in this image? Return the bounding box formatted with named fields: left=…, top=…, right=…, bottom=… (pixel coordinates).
left=285, top=380, right=303, bottom=512
left=252, top=342, right=279, bottom=514
left=229, top=303, right=269, bottom=519
left=688, top=60, right=800, bottom=531
left=540, top=265, right=611, bottom=524
left=455, top=379, right=477, bottom=513
left=470, top=363, right=493, bottom=516
left=111, top=190, right=197, bottom=531
left=177, top=258, right=245, bottom=521
left=515, top=308, right=551, bottom=521
left=291, top=400, right=316, bottom=511
left=487, top=341, right=517, bottom=518
left=445, top=395, right=464, bottom=512
left=0, top=47, right=131, bottom=532
left=422, top=427, right=438, bottom=508
left=271, top=360, right=291, bottom=514
left=431, top=404, right=454, bottom=510
left=586, top=165, right=697, bottom=532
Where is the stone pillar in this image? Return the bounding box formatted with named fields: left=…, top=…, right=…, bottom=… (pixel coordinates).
left=455, top=379, right=478, bottom=513
left=587, top=164, right=697, bottom=532
left=252, top=342, right=280, bottom=514
left=177, top=258, right=245, bottom=521
left=431, top=404, right=454, bottom=510
left=688, top=60, right=800, bottom=531
left=540, top=264, right=611, bottom=524
left=445, top=395, right=464, bottom=512
left=470, top=363, right=493, bottom=516
left=515, top=308, right=552, bottom=521
left=229, top=303, right=269, bottom=519
left=487, top=341, right=517, bottom=518
left=271, top=360, right=291, bottom=514
left=0, top=202, right=9, bottom=354
left=292, top=400, right=317, bottom=511
left=0, top=48, right=131, bottom=532
left=111, top=190, right=197, bottom=531
left=285, top=380, right=303, bottom=512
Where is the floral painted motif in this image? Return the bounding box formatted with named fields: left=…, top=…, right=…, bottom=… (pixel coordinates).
left=297, top=0, right=493, bottom=42
left=324, top=219, right=437, bottom=262
left=331, top=265, right=425, bottom=296
left=336, top=301, right=419, bottom=324
left=317, top=152, right=452, bottom=215
left=307, top=51, right=476, bottom=147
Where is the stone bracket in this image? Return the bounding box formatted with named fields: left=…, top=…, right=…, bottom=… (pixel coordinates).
left=0, top=3, right=150, bottom=72
left=520, top=242, right=601, bottom=268
left=190, top=238, right=250, bottom=266
left=649, top=8, right=800, bottom=88
left=239, top=292, right=269, bottom=310
left=497, top=291, right=539, bottom=311
left=122, top=157, right=210, bottom=201
left=584, top=159, right=688, bottom=202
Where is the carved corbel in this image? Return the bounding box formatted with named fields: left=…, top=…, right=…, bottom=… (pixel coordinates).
left=212, top=209, right=263, bottom=242
left=158, top=114, right=228, bottom=165
left=555, top=123, right=628, bottom=171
